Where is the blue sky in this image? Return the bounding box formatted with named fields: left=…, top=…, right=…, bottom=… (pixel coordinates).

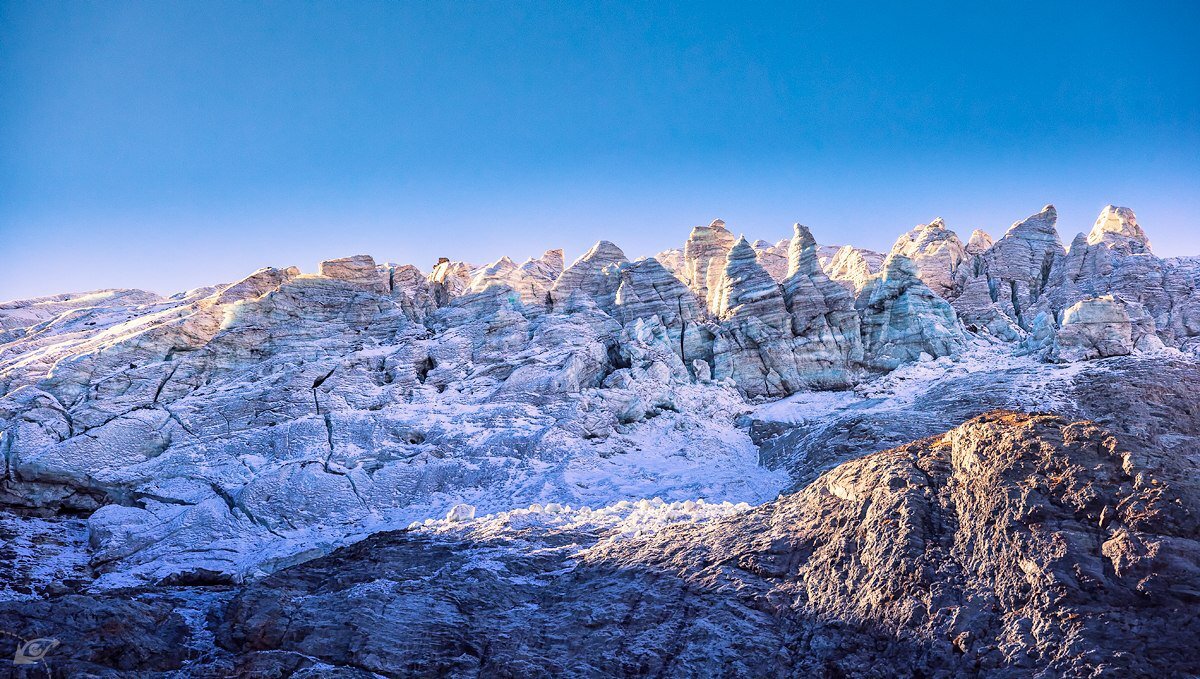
left=2, top=1, right=1198, bottom=299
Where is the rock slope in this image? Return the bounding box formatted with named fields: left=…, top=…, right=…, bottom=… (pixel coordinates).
left=8, top=411, right=1196, bottom=677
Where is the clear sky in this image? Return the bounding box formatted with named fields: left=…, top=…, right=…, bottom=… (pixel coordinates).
left=2, top=1, right=1198, bottom=300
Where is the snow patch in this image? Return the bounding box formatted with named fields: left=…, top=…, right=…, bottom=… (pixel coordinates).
left=410, top=496, right=752, bottom=548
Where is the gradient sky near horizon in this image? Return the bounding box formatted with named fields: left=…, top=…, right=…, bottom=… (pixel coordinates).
left=2, top=1, right=1199, bottom=300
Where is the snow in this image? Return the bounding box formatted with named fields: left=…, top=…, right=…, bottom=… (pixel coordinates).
left=561, top=401, right=788, bottom=506
left=446, top=504, right=476, bottom=522
left=409, top=495, right=753, bottom=551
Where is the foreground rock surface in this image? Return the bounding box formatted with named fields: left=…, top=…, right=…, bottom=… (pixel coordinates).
left=216, top=412, right=1200, bottom=677
left=8, top=411, right=1195, bottom=677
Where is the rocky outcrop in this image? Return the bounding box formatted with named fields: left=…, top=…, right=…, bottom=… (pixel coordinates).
left=549, top=240, right=627, bottom=310
left=779, top=225, right=863, bottom=388
left=383, top=263, right=439, bottom=322
left=951, top=266, right=1023, bottom=339
left=427, top=257, right=473, bottom=305
left=983, top=205, right=1064, bottom=304
left=965, top=228, right=994, bottom=255
left=1, top=204, right=1197, bottom=624
left=820, top=244, right=884, bottom=293
left=682, top=219, right=737, bottom=313
left=612, top=258, right=713, bottom=374
left=6, top=405, right=1196, bottom=677
left=747, top=344, right=1200, bottom=496
left=711, top=237, right=801, bottom=397
left=1, top=200, right=1199, bottom=678
left=0, top=229, right=786, bottom=586
left=942, top=205, right=1064, bottom=340
left=709, top=230, right=867, bottom=395
left=1087, top=204, right=1151, bottom=253
left=652, top=247, right=685, bottom=281
left=888, top=217, right=968, bottom=298
left=0, top=592, right=198, bottom=675
left=466, top=248, right=562, bottom=309
left=713, top=238, right=788, bottom=323
left=0, top=290, right=165, bottom=334
left=183, top=412, right=1200, bottom=678
left=856, top=255, right=966, bottom=370
left=522, top=248, right=564, bottom=280
left=1034, top=206, right=1200, bottom=349
left=317, top=254, right=389, bottom=292
left=216, top=266, right=301, bottom=306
